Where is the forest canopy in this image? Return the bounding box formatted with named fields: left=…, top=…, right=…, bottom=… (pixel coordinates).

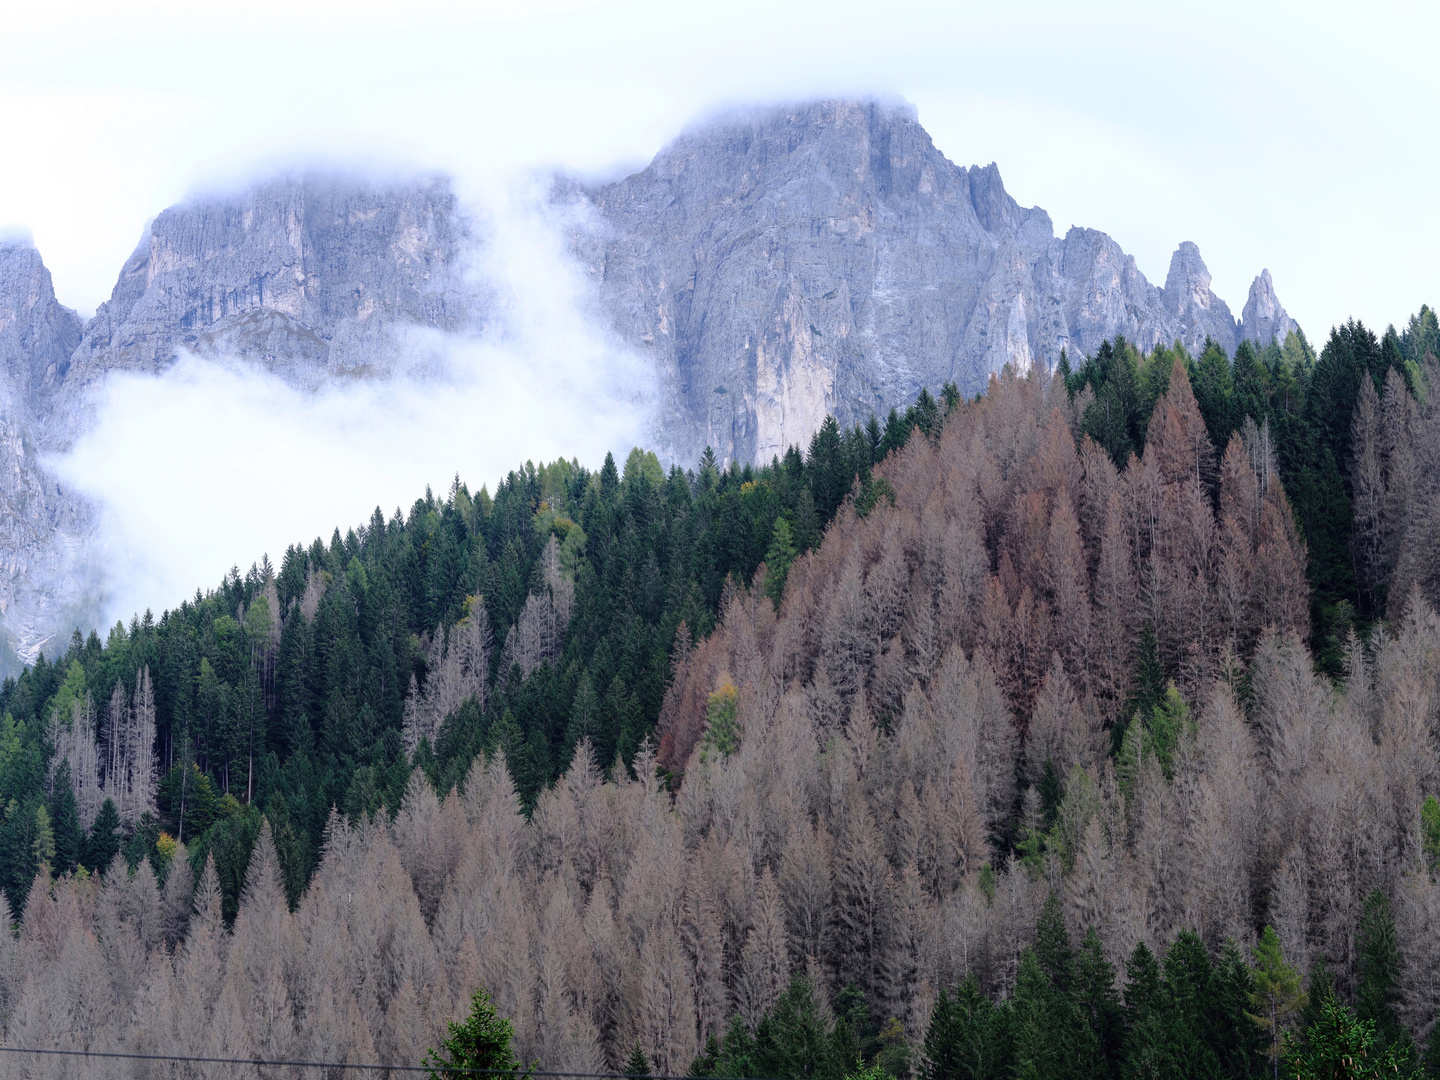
left=5, top=307, right=1440, bottom=1079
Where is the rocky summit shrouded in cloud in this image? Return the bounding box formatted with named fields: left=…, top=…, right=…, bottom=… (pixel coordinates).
left=567, top=99, right=1296, bottom=465
left=0, top=98, right=1296, bottom=670
left=0, top=174, right=481, bottom=669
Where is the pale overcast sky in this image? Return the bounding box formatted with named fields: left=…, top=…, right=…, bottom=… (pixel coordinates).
left=2, top=0, right=1436, bottom=340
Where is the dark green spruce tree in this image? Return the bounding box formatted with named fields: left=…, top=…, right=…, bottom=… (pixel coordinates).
left=624, top=1043, right=652, bottom=1078
left=85, top=797, right=122, bottom=873
left=1356, top=888, right=1415, bottom=1065
left=47, top=760, right=83, bottom=875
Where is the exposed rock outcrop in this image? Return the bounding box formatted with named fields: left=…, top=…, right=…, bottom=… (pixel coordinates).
left=0, top=242, right=84, bottom=411
left=0, top=242, right=96, bottom=667
left=1241, top=268, right=1298, bottom=348
left=569, top=99, right=1297, bottom=463
left=40, top=173, right=477, bottom=445
left=1162, top=241, right=1240, bottom=350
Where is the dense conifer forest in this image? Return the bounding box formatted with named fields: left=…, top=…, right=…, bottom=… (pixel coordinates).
left=5, top=308, right=1440, bottom=1078
left=0, top=398, right=928, bottom=916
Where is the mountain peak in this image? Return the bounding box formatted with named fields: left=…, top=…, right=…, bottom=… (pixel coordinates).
left=0, top=98, right=1305, bottom=666
left=1164, top=241, right=1212, bottom=301
left=1241, top=267, right=1298, bottom=347
left=575, top=99, right=1297, bottom=462
left=1160, top=241, right=1239, bottom=351
left=41, top=172, right=475, bottom=437
left=0, top=242, right=83, bottom=413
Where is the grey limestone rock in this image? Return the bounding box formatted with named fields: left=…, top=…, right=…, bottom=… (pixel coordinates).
left=569, top=99, right=1298, bottom=463
left=41, top=173, right=478, bottom=445
left=0, top=241, right=84, bottom=412
left=1162, top=241, right=1240, bottom=352
left=0, top=176, right=480, bottom=667
left=1241, top=268, right=1298, bottom=348
left=0, top=242, right=96, bottom=667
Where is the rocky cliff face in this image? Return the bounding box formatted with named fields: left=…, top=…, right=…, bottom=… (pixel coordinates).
left=39, top=173, right=476, bottom=445
left=1241, top=268, right=1298, bottom=348
left=0, top=243, right=84, bottom=412
left=0, top=242, right=96, bottom=668
left=570, top=100, right=1297, bottom=463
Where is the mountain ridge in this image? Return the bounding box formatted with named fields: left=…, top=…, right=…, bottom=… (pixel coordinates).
left=568, top=99, right=1296, bottom=464
left=33, top=173, right=477, bottom=449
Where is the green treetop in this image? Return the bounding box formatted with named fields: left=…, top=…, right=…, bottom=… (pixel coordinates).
left=1283, top=996, right=1418, bottom=1080
left=1249, top=925, right=1307, bottom=1080
left=624, top=1042, right=652, bottom=1078
left=425, top=988, right=529, bottom=1080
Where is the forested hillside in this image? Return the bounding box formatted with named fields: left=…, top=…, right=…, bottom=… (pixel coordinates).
left=0, top=392, right=940, bottom=916
left=1059, top=309, right=1440, bottom=668
left=5, top=309, right=1440, bottom=1078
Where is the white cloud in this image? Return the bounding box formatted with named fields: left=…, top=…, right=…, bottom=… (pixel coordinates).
left=6, top=0, right=1438, bottom=338
left=0, top=84, right=210, bottom=317
left=48, top=182, right=654, bottom=625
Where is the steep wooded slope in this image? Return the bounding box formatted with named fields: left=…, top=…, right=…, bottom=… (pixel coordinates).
left=8, top=366, right=1440, bottom=1075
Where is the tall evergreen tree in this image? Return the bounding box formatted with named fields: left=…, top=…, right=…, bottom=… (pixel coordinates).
left=1009, top=944, right=1103, bottom=1080
left=1300, top=960, right=1337, bottom=1043
left=1284, top=997, right=1416, bottom=1080
left=85, top=796, right=122, bottom=873
left=1192, top=339, right=1238, bottom=450
left=425, top=988, right=528, bottom=1080
left=1033, top=892, right=1075, bottom=995
left=1159, top=931, right=1224, bottom=1079
left=1249, top=926, right=1307, bottom=1080
left=1356, top=889, right=1414, bottom=1063
left=1074, top=928, right=1124, bottom=1073
left=920, top=977, right=1010, bottom=1080
left=764, top=517, right=798, bottom=608
left=625, top=1043, right=652, bottom=1078
left=1122, top=941, right=1171, bottom=1079
left=47, top=759, right=83, bottom=875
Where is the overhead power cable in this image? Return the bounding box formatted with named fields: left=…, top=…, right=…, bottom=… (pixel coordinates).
left=0, top=1045, right=770, bottom=1080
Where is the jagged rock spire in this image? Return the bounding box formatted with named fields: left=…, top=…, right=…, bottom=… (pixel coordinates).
left=1240, top=268, right=1298, bottom=346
